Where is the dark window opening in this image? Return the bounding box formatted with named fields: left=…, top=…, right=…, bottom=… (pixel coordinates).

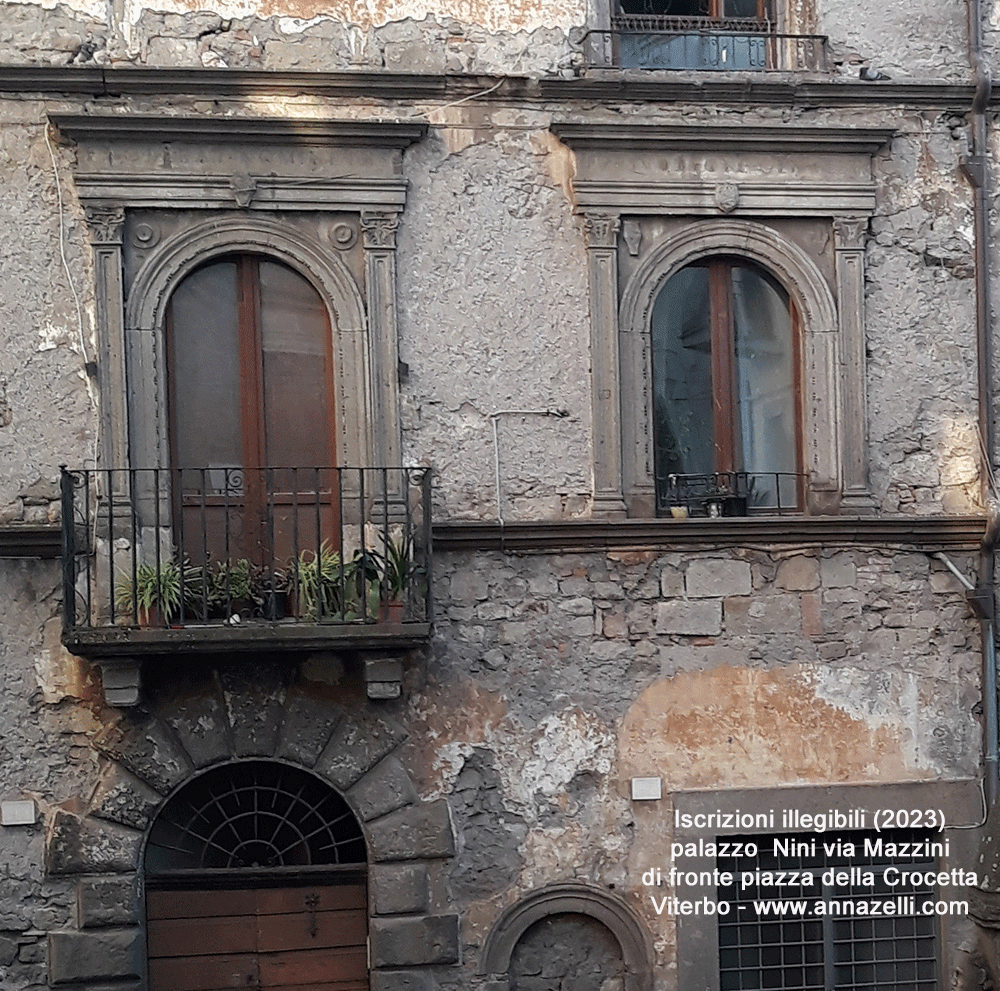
left=166, top=254, right=339, bottom=564
left=652, top=257, right=802, bottom=514
left=613, top=0, right=777, bottom=69
left=617, top=0, right=772, bottom=18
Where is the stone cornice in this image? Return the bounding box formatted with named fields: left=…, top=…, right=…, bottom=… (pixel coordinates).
left=432, top=516, right=988, bottom=553
left=0, top=524, right=62, bottom=559
left=51, top=113, right=428, bottom=148
left=551, top=122, right=896, bottom=154
left=0, top=65, right=984, bottom=111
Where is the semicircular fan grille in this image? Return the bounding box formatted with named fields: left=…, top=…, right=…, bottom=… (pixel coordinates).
left=145, top=760, right=366, bottom=873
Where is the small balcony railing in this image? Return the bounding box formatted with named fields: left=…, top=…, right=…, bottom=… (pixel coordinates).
left=657, top=471, right=806, bottom=517
left=593, top=18, right=829, bottom=71
left=61, top=466, right=432, bottom=635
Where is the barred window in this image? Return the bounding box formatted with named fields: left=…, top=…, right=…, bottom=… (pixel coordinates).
left=717, top=830, right=940, bottom=991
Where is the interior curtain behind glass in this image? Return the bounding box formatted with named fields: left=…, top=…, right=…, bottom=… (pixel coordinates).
left=651, top=265, right=715, bottom=478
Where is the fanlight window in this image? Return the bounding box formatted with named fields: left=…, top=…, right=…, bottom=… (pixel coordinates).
left=145, top=761, right=367, bottom=874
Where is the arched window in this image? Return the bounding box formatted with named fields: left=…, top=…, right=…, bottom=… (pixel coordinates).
left=145, top=761, right=368, bottom=991
left=652, top=257, right=800, bottom=513
left=166, top=253, right=338, bottom=562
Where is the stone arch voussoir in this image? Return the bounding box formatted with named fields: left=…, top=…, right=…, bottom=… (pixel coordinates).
left=479, top=882, right=654, bottom=991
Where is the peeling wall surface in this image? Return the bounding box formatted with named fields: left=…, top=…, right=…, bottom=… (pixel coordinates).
left=1, top=0, right=999, bottom=988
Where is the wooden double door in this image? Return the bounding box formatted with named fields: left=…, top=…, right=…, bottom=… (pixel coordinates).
left=147, top=881, right=368, bottom=991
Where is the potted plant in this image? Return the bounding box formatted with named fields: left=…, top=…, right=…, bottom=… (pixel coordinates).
left=375, top=532, right=419, bottom=623
left=252, top=565, right=291, bottom=621
left=296, top=542, right=350, bottom=620
left=116, top=559, right=202, bottom=627
left=207, top=558, right=255, bottom=619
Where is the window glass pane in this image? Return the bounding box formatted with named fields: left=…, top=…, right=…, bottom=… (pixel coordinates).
left=731, top=264, right=795, bottom=508
left=168, top=260, right=241, bottom=474
left=725, top=0, right=764, bottom=17
left=652, top=266, right=715, bottom=479
left=258, top=260, right=333, bottom=476
left=619, top=0, right=709, bottom=14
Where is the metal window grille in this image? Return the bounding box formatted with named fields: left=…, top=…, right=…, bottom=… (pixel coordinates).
left=717, top=830, right=939, bottom=991
left=145, top=761, right=367, bottom=874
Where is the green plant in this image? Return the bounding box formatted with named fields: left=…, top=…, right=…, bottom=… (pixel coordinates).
left=116, top=559, right=201, bottom=623
left=296, top=542, right=349, bottom=620
left=209, top=558, right=254, bottom=609
left=379, top=532, right=418, bottom=600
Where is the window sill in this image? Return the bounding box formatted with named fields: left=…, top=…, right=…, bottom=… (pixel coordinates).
left=432, top=515, right=986, bottom=553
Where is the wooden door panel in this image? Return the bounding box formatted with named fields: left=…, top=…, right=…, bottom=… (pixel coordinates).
left=148, top=888, right=257, bottom=920
left=148, top=953, right=258, bottom=991
left=256, top=886, right=365, bottom=914
left=149, top=883, right=368, bottom=991
left=148, top=915, right=258, bottom=957
left=256, top=909, right=367, bottom=952
left=258, top=946, right=368, bottom=986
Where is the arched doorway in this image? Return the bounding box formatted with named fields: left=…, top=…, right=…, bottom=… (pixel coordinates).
left=144, top=760, right=368, bottom=991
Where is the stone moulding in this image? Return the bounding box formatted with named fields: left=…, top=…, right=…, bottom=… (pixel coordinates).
left=478, top=881, right=654, bottom=991
left=0, top=66, right=986, bottom=111
left=431, top=516, right=989, bottom=552
left=0, top=523, right=61, bottom=558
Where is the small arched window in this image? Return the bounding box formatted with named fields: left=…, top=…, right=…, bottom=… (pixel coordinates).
left=651, top=257, right=800, bottom=512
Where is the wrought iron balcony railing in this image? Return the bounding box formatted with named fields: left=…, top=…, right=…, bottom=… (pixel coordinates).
left=61, top=466, right=432, bottom=635
left=591, top=19, right=829, bottom=71
left=657, top=471, right=807, bottom=517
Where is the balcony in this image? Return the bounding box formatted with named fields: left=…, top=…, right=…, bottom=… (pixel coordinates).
left=60, top=466, right=432, bottom=705
left=594, top=17, right=829, bottom=71
left=657, top=471, right=806, bottom=517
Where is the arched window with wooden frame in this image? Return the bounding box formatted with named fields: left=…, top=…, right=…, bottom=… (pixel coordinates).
left=651, top=256, right=802, bottom=515
left=166, top=253, right=339, bottom=565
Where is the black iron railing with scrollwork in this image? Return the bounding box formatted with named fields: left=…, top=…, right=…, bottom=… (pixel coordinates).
left=60, top=466, right=433, bottom=632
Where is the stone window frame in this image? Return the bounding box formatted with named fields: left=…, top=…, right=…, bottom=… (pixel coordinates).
left=619, top=218, right=839, bottom=517
left=550, top=122, right=894, bottom=519
left=51, top=114, right=426, bottom=518
left=672, top=779, right=982, bottom=991
left=125, top=214, right=371, bottom=479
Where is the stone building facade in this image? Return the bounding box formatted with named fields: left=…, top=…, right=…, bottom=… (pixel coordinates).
left=1, top=0, right=999, bottom=988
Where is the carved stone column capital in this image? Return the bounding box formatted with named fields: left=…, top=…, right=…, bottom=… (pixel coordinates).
left=833, top=215, right=868, bottom=251
left=85, top=205, right=126, bottom=246
left=582, top=212, right=620, bottom=250
left=360, top=210, right=400, bottom=250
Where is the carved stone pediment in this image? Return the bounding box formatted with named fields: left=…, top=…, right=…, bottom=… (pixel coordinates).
left=550, top=122, right=894, bottom=216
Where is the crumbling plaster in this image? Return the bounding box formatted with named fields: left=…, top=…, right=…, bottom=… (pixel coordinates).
left=0, top=114, right=96, bottom=517
left=0, top=0, right=981, bottom=78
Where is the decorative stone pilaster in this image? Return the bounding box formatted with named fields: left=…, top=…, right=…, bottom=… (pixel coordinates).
left=583, top=212, right=627, bottom=518
left=833, top=215, right=876, bottom=513
left=85, top=207, right=129, bottom=479
left=361, top=210, right=406, bottom=521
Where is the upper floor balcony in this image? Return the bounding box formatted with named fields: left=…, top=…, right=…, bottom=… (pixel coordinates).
left=60, top=466, right=432, bottom=704
left=590, top=16, right=829, bottom=71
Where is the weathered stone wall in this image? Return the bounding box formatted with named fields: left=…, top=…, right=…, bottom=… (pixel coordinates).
left=0, top=90, right=989, bottom=520
left=0, top=0, right=981, bottom=78
left=0, top=558, right=102, bottom=991
left=0, top=111, right=95, bottom=517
